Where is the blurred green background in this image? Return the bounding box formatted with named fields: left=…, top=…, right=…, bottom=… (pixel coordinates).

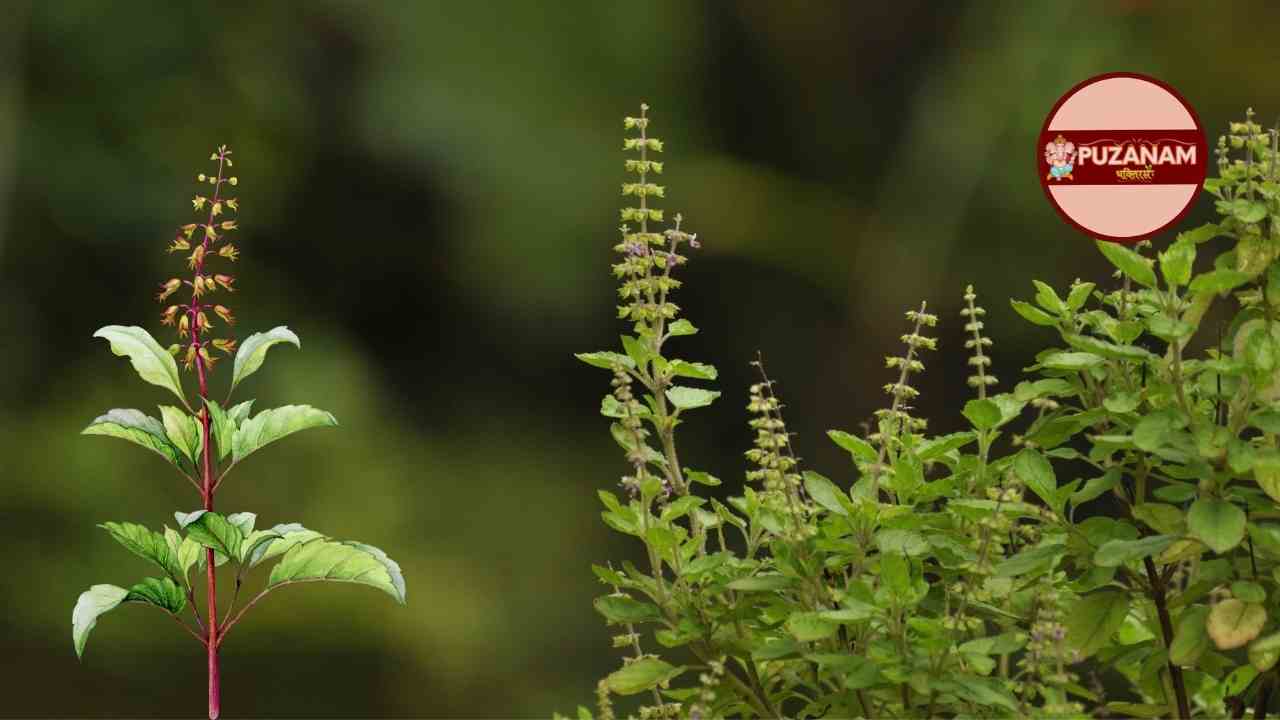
left=3, top=1, right=1279, bottom=716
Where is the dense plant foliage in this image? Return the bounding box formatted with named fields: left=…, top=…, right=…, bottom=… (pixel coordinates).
left=73, top=147, right=406, bottom=719
left=566, top=106, right=1280, bottom=719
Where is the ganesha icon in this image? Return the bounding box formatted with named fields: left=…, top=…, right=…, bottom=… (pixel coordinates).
left=1044, top=134, right=1076, bottom=181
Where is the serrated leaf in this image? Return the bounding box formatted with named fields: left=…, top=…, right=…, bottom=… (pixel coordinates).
left=268, top=538, right=406, bottom=604
left=99, top=521, right=182, bottom=581
left=159, top=405, right=200, bottom=464
left=227, top=400, right=254, bottom=425
left=247, top=523, right=325, bottom=567
left=828, top=429, right=877, bottom=462
left=72, top=584, right=128, bottom=659
left=916, top=431, right=975, bottom=460
left=962, top=399, right=1001, bottom=430
left=232, top=405, right=338, bottom=463
left=82, top=409, right=181, bottom=466
left=803, top=471, right=849, bottom=516
left=92, top=325, right=185, bottom=403
left=667, top=319, right=697, bottom=336
left=594, top=594, right=661, bottom=624
left=575, top=351, right=635, bottom=370
left=230, top=326, right=300, bottom=393
left=1093, top=535, right=1177, bottom=567
left=1191, top=268, right=1252, bottom=296
left=1208, top=599, right=1267, bottom=650
left=1065, top=590, right=1129, bottom=658
left=181, top=511, right=244, bottom=561
left=204, top=398, right=236, bottom=462
left=1010, top=299, right=1058, bottom=327
left=667, top=360, right=717, bottom=380
left=1096, top=240, right=1156, bottom=288
left=126, top=577, right=186, bottom=614
left=664, top=386, right=719, bottom=410
left=605, top=658, right=683, bottom=695
left=1014, top=448, right=1060, bottom=515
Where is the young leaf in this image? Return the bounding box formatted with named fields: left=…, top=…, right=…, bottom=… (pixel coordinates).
left=126, top=577, right=187, bottom=614
left=72, top=584, right=129, bottom=659
left=165, top=526, right=202, bottom=586
left=1189, top=269, right=1251, bottom=296
left=667, top=360, right=718, bottom=380
left=1014, top=448, right=1060, bottom=515
left=962, top=398, right=1002, bottom=430
left=1040, top=352, right=1106, bottom=371
left=82, top=409, right=182, bottom=466
left=159, top=405, right=200, bottom=463
left=664, top=386, right=719, bottom=410
left=1188, top=498, right=1246, bottom=554
left=575, top=351, right=635, bottom=370
left=230, top=326, right=300, bottom=394
left=245, top=523, right=324, bottom=567
left=803, top=471, right=850, bottom=516
left=594, top=595, right=661, bottom=624
left=1095, top=240, right=1156, bottom=288
left=1010, top=299, right=1058, bottom=327
left=1093, top=535, right=1177, bottom=567
left=604, top=658, right=683, bottom=695
left=787, top=612, right=837, bottom=642
left=181, top=511, right=245, bottom=561
left=231, top=405, right=338, bottom=463
left=204, top=399, right=236, bottom=462
left=267, top=539, right=407, bottom=604
left=828, top=430, right=877, bottom=463
left=227, top=400, right=255, bottom=425
left=99, top=522, right=182, bottom=581
left=667, top=319, right=697, bottom=336
left=92, top=326, right=185, bottom=404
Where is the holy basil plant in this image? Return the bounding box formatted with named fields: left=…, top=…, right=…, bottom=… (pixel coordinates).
left=562, top=106, right=1280, bottom=720
left=74, top=146, right=405, bottom=720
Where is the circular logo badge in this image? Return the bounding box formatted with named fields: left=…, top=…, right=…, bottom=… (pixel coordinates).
left=1038, top=72, right=1207, bottom=243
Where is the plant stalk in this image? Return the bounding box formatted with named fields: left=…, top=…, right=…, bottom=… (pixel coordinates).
left=1143, top=556, right=1189, bottom=720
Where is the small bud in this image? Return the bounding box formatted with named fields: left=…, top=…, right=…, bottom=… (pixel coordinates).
left=178, top=313, right=190, bottom=338
left=204, top=224, right=218, bottom=242
left=220, top=220, right=237, bottom=231
left=211, top=338, right=238, bottom=355
left=167, top=343, right=182, bottom=357
left=183, top=345, right=197, bottom=370
left=218, top=244, right=239, bottom=261
left=199, top=346, right=218, bottom=369
left=229, top=177, right=238, bottom=186
left=211, top=202, right=223, bottom=217
left=181, top=224, right=198, bottom=239
left=155, top=278, right=181, bottom=302
left=167, top=236, right=190, bottom=253
left=214, top=274, right=236, bottom=292
left=192, top=195, right=207, bottom=211
left=197, top=173, right=206, bottom=182
left=225, top=198, right=238, bottom=212
left=196, top=311, right=210, bottom=331
left=160, top=305, right=180, bottom=325
left=188, top=244, right=205, bottom=269
left=192, top=275, right=206, bottom=297
left=213, top=304, right=235, bottom=325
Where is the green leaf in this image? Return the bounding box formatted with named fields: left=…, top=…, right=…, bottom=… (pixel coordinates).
left=802, top=471, right=849, bottom=516
left=1066, top=282, right=1096, bottom=311
left=1014, top=449, right=1059, bottom=515
left=664, top=386, right=719, bottom=410
left=1233, top=580, right=1267, bottom=603
left=180, top=511, right=245, bottom=561
left=72, top=584, right=128, bottom=659
left=342, top=541, right=407, bottom=603
left=82, top=409, right=182, bottom=466
left=1010, top=299, right=1058, bottom=327
left=787, top=612, right=837, bottom=642
left=246, top=523, right=325, bottom=567
left=727, top=574, right=794, bottom=592
left=227, top=400, right=255, bottom=425
left=267, top=538, right=407, bottom=604
left=1233, top=198, right=1268, bottom=223
left=1190, top=268, right=1252, bottom=296
left=993, top=541, right=1065, bottom=577
left=232, top=405, right=339, bottom=463
left=92, top=325, right=185, bottom=403
left=1071, top=469, right=1120, bottom=508
left=916, top=431, right=975, bottom=460
left=667, top=319, right=697, bottom=336
left=1041, top=352, right=1106, bottom=371
left=204, top=399, right=236, bottom=462
left=126, top=577, right=186, bottom=614
left=1096, top=240, right=1156, bottom=288
left=828, top=430, right=877, bottom=462
left=230, top=326, right=301, bottom=394
left=1032, top=280, right=1067, bottom=314
left=99, top=521, right=182, bottom=581
left=962, top=399, right=1001, bottom=430
left=1159, top=239, right=1195, bottom=288
left=604, top=658, right=683, bottom=695
left=575, top=351, right=634, bottom=370
left=1134, top=409, right=1183, bottom=452
left=875, top=529, right=929, bottom=557
left=667, top=360, right=717, bottom=380
left=1208, top=599, right=1267, bottom=650
left=159, top=405, right=200, bottom=463
left=685, top=470, right=721, bottom=487
left=168, top=528, right=203, bottom=586
left=594, top=594, right=661, bottom=624
left=1169, top=605, right=1210, bottom=666
left=1065, top=590, right=1129, bottom=658
left=227, top=512, right=256, bottom=536
left=1132, top=503, right=1185, bottom=535
left=1250, top=631, right=1280, bottom=671
left=1094, top=535, right=1177, bottom=567
left=1188, top=499, right=1246, bottom=554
